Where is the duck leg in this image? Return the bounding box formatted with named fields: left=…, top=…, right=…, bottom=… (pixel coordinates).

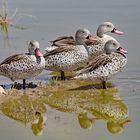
left=102, top=80, right=107, bottom=89
left=60, top=71, right=65, bottom=80
left=23, top=79, right=26, bottom=90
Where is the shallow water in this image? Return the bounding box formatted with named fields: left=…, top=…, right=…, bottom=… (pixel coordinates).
left=0, top=0, right=140, bottom=140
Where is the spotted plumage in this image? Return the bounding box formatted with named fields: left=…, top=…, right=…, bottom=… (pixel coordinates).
left=44, top=28, right=97, bottom=80
left=74, top=40, right=127, bottom=89
left=0, top=40, right=45, bottom=89
left=44, top=45, right=89, bottom=72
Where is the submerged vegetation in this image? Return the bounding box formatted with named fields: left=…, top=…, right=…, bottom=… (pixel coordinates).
left=0, top=0, right=33, bottom=42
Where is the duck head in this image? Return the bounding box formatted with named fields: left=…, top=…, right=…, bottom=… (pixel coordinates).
left=75, top=28, right=97, bottom=46
left=116, top=46, right=128, bottom=58
left=97, top=22, right=124, bottom=37
left=104, top=40, right=127, bottom=57
left=28, top=40, right=43, bottom=57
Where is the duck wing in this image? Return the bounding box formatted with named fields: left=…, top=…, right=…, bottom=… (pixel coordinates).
left=0, top=54, right=27, bottom=65
left=50, top=36, right=76, bottom=46
left=44, top=46, right=76, bottom=57
left=77, top=53, right=113, bottom=74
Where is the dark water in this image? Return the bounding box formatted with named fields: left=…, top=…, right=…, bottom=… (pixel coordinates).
left=0, top=0, right=140, bottom=139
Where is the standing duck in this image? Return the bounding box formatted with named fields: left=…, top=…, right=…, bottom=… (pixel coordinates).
left=0, top=41, right=45, bottom=89
left=74, top=40, right=127, bottom=89
left=44, top=28, right=97, bottom=80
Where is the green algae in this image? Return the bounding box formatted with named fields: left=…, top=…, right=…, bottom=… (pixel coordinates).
left=1, top=90, right=46, bottom=124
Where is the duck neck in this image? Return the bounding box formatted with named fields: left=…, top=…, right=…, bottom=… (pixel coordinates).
left=36, top=56, right=41, bottom=64
left=84, top=44, right=90, bottom=55
left=96, top=26, right=104, bottom=38
left=75, top=37, right=90, bottom=55
left=75, top=37, right=85, bottom=45
left=104, top=45, right=111, bottom=54
left=96, top=31, right=104, bottom=38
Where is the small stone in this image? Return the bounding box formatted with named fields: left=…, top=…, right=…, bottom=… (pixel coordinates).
left=0, top=86, right=7, bottom=96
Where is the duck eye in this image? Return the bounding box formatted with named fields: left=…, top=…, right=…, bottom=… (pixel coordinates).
left=30, top=42, right=34, bottom=46
left=86, top=35, right=89, bottom=39
left=82, top=31, right=85, bottom=34
left=107, top=25, right=110, bottom=27
left=113, top=43, right=116, bottom=46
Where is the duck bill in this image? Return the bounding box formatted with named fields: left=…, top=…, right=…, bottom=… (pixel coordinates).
left=121, top=120, right=131, bottom=127
left=86, top=34, right=97, bottom=45
left=35, top=48, right=43, bottom=57
left=120, top=48, right=128, bottom=54
left=111, top=28, right=124, bottom=35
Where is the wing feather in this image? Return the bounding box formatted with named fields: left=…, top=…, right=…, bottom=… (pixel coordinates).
left=77, top=53, right=113, bottom=74
left=50, top=36, right=76, bottom=46
left=0, top=54, right=27, bottom=65
left=44, top=46, right=76, bottom=57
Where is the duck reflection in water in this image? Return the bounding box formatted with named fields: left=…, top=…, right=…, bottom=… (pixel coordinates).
left=45, top=89, right=131, bottom=134
left=0, top=90, right=47, bottom=136
left=77, top=90, right=131, bottom=134
left=78, top=113, right=130, bottom=134
left=31, top=111, right=47, bottom=136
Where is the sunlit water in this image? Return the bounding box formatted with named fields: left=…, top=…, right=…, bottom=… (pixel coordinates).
left=0, top=0, right=140, bottom=140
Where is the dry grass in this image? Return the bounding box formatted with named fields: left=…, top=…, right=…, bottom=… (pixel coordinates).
left=0, top=0, right=31, bottom=40
left=44, top=77, right=117, bottom=92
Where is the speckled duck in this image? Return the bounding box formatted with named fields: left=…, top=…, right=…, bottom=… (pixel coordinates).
left=0, top=40, right=45, bottom=89
left=44, top=28, right=97, bottom=80
left=74, top=40, right=127, bottom=89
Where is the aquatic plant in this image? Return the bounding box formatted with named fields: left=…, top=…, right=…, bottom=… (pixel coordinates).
left=0, top=0, right=32, bottom=39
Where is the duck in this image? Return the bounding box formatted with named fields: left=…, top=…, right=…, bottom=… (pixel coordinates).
left=44, top=28, right=97, bottom=80
left=31, top=111, right=47, bottom=136
left=45, top=22, right=123, bottom=57
left=0, top=40, right=45, bottom=89
left=74, top=40, right=127, bottom=89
